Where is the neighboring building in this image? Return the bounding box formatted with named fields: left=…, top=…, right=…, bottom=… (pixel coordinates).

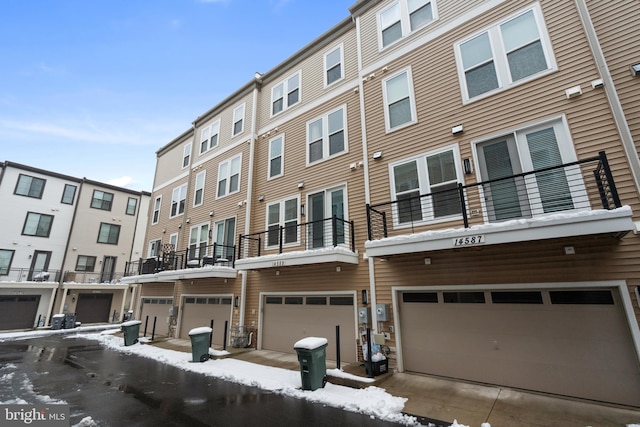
left=123, top=0, right=640, bottom=407
left=0, top=161, right=150, bottom=329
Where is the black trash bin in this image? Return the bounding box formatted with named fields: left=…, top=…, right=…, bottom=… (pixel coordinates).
left=122, top=320, right=142, bottom=346
left=293, top=337, right=328, bottom=391
left=189, top=327, right=212, bottom=362
left=51, top=314, right=65, bottom=330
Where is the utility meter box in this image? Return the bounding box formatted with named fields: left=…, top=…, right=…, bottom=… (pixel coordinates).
left=358, top=307, right=370, bottom=324
left=376, top=304, right=389, bottom=322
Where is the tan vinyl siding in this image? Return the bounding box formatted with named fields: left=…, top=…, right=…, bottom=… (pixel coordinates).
left=358, top=0, right=487, bottom=71
left=154, top=131, right=193, bottom=188
left=140, top=283, right=174, bottom=297
left=257, top=27, right=359, bottom=129
left=365, top=0, right=640, bottom=221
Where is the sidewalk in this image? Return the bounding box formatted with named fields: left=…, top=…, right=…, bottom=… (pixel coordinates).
left=148, top=338, right=640, bottom=427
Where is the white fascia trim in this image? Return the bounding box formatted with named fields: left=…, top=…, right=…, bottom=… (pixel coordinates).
left=62, top=283, right=129, bottom=291
left=361, top=0, right=508, bottom=77
left=235, top=248, right=359, bottom=271
left=0, top=283, right=58, bottom=290
left=366, top=207, right=633, bottom=257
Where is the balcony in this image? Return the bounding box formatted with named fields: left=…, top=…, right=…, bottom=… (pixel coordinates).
left=236, top=215, right=358, bottom=270
left=366, top=151, right=634, bottom=257
left=0, top=268, right=61, bottom=284
left=122, top=242, right=237, bottom=283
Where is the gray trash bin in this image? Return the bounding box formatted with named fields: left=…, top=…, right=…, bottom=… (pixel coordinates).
left=64, top=313, right=77, bottom=329
left=189, top=327, right=212, bottom=362
left=293, top=337, right=328, bottom=391
left=51, top=314, right=65, bottom=330
left=122, top=320, right=142, bottom=346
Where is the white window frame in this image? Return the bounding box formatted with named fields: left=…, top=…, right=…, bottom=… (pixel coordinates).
left=306, top=104, right=348, bottom=166
left=265, top=196, right=300, bottom=248
left=214, top=216, right=236, bottom=260
left=169, top=233, right=178, bottom=251
left=271, top=71, right=301, bottom=117
left=199, top=120, right=220, bottom=154
left=193, top=170, right=206, bottom=207
left=170, top=184, right=187, bottom=218
left=216, top=154, right=242, bottom=198
left=152, top=196, right=162, bottom=225
left=182, top=143, right=192, bottom=169
left=268, top=135, right=284, bottom=180
left=188, top=222, right=210, bottom=259
left=389, top=144, right=464, bottom=228
left=232, top=103, right=245, bottom=137
left=377, top=0, right=437, bottom=50
left=454, top=4, right=556, bottom=103
left=382, top=67, right=417, bottom=133
left=324, top=44, right=344, bottom=87
left=148, top=239, right=162, bottom=258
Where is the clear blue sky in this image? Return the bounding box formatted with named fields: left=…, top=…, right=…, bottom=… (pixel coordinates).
left=0, top=0, right=354, bottom=191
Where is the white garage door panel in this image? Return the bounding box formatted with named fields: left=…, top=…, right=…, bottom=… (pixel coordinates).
left=140, top=298, right=172, bottom=337
left=179, top=297, right=232, bottom=346
left=400, top=289, right=640, bottom=407
left=262, top=296, right=357, bottom=363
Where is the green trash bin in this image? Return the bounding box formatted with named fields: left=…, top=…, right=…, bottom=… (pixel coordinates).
left=122, top=320, right=142, bottom=346
left=189, top=327, right=212, bottom=362
left=293, top=337, right=328, bottom=391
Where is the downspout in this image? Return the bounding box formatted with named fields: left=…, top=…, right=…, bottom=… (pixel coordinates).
left=575, top=0, right=640, bottom=197
left=354, top=15, right=379, bottom=331
left=239, top=83, right=260, bottom=329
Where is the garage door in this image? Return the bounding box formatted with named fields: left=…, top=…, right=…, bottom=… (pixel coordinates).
left=262, top=295, right=357, bottom=363
left=76, top=293, right=113, bottom=324
left=178, top=296, right=232, bottom=346
left=399, top=288, right=640, bottom=406
left=0, top=295, right=40, bottom=330
left=140, top=297, right=173, bottom=337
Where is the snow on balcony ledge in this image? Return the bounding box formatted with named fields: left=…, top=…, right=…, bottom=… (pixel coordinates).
left=365, top=206, right=634, bottom=258
left=120, top=264, right=237, bottom=284
left=235, top=245, right=359, bottom=271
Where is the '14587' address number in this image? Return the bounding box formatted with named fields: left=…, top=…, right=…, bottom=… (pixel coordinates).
left=452, top=235, right=485, bottom=246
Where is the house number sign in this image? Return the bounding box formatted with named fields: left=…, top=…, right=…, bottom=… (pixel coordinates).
left=452, top=235, right=485, bottom=247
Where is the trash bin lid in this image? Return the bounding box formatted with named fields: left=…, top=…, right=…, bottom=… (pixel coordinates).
left=189, top=326, right=213, bottom=336
left=53, top=314, right=66, bottom=318
left=293, top=337, right=328, bottom=350
left=122, top=320, right=142, bottom=326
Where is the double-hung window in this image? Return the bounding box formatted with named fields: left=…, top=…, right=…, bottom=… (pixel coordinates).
left=152, top=196, right=161, bottom=224
left=148, top=239, right=162, bottom=258
left=182, top=143, right=192, bottom=168
left=189, top=223, right=209, bottom=259
left=15, top=174, right=46, bottom=199
left=324, top=45, right=344, bottom=87
left=232, top=104, right=245, bottom=137
left=383, top=68, right=417, bottom=131
left=170, top=184, right=187, bottom=217
left=91, top=190, right=114, bottom=211
left=0, top=249, right=14, bottom=275
left=271, top=72, right=300, bottom=116
left=378, top=0, right=436, bottom=49
left=98, top=223, right=120, bottom=244
left=266, top=197, right=299, bottom=247
left=268, top=135, right=284, bottom=179
left=61, top=184, right=77, bottom=205
left=307, top=106, right=347, bottom=165
left=126, top=197, right=137, bottom=215
left=455, top=5, right=554, bottom=102
left=390, top=145, right=462, bottom=225
left=199, top=120, right=220, bottom=154
left=217, top=155, right=241, bottom=198
left=194, top=171, right=206, bottom=206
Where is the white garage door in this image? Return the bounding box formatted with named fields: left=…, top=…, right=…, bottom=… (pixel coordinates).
left=140, top=297, right=173, bottom=337
left=262, top=295, right=357, bottom=363
left=398, top=288, right=640, bottom=407
left=178, top=296, right=232, bottom=346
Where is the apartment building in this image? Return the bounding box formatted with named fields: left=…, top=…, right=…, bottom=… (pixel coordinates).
left=125, top=0, right=640, bottom=407
left=0, top=161, right=150, bottom=329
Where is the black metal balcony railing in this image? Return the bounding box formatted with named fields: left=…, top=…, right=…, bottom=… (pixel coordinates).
left=124, top=242, right=236, bottom=276
left=0, top=268, right=62, bottom=283
left=367, top=151, right=622, bottom=241
left=238, top=215, right=355, bottom=259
